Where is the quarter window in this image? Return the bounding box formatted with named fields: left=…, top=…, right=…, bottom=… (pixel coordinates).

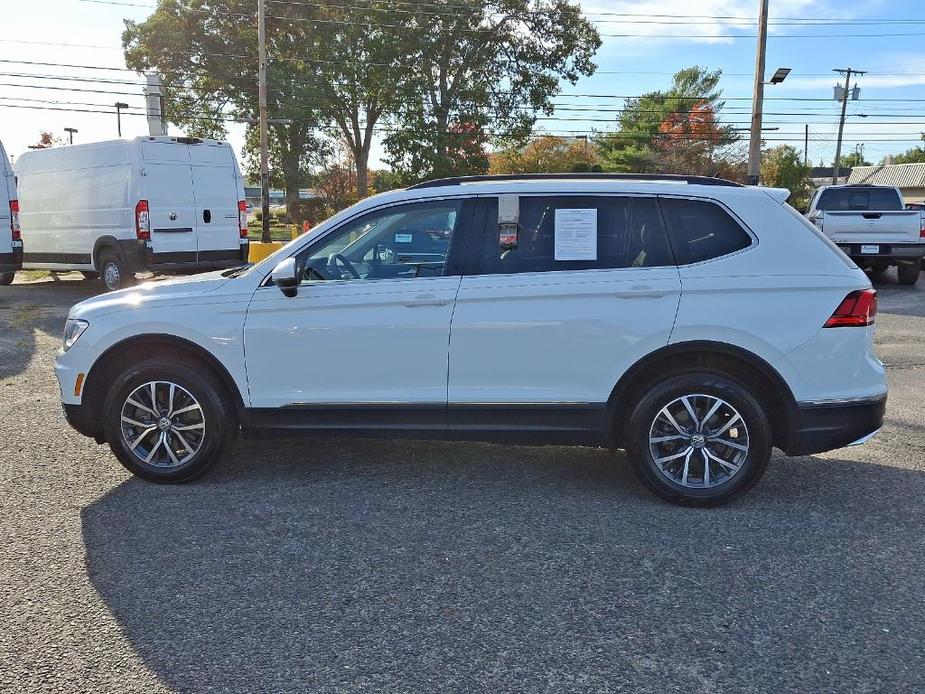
left=659, top=198, right=752, bottom=265
left=478, top=195, right=673, bottom=275
left=296, top=200, right=462, bottom=282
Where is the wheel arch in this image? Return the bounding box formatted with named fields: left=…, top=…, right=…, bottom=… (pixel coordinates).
left=80, top=333, right=247, bottom=442
left=605, top=340, right=798, bottom=450
left=92, top=235, right=122, bottom=270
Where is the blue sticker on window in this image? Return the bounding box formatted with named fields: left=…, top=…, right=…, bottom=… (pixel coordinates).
left=394, top=233, right=412, bottom=243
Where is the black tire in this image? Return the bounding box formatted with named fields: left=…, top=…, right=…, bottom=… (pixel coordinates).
left=0, top=271, right=14, bottom=286
left=80, top=271, right=100, bottom=280
left=897, top=261, right=920, bottom=286
left=625, top=372, right=772, bottom=507
left=101, top=356, right=238, bottom=483
left=97, top=251, right=135, bottom=291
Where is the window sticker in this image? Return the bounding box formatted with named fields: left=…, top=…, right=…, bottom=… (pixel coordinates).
left=554, top=208, right=597, bottom=261
left=394, top=233, right=413, bottom=243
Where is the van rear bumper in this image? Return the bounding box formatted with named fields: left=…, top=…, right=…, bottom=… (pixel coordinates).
left=120, top=241, right=249, bottom=272
left=0, top=246, right=23, bottom=272
left=784, top=394, right=886, bottom=456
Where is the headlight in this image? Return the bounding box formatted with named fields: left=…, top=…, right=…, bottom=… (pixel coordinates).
left=62, top=319, right=89, bottom=351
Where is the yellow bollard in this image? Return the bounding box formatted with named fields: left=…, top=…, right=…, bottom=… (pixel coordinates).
left=291, top=224, right=300, bottom=240
left=248, top=241, right=285, bottom=264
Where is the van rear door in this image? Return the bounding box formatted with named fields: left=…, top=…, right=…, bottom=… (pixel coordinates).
left=141, top=140, right=197, bottom=263
left=190, top=145, right=241, bottom=264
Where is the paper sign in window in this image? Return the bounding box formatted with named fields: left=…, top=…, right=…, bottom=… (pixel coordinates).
left=554, top=208, right=597, bottom=261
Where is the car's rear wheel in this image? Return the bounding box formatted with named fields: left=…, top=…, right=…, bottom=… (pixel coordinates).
left=897, top=261, right=920, bottom=286
left=0, top=271, right=14, bottom=286
left=102, top=357, right=237, bottom=482
left=98, top=251, right=135, bottom=291
left=626, top=372, right=772, bottom=507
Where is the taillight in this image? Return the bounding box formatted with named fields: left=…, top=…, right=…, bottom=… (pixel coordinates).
left=9, top=199, right=20, bottom=241
left=135, top=199, right=150, bottom=241
left=238, top=200, right=248, bottom=238
left=824, top=289, right=877, bottom=328
left=919, top=219, right=925, bottom=238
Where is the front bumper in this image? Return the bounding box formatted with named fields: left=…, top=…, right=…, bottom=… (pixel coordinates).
left=784, top=394, right=886, bottom=456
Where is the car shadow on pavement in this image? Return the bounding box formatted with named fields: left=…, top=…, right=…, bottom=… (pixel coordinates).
left=81, top=439, right=925, bottom=693
left=0, top=277, right=100, bottom=379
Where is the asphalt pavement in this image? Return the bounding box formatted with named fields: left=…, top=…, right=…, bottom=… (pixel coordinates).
left=1, top=271, right=923, bottom=693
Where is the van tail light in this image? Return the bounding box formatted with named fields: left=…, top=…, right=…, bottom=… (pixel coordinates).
left=824, top=289, right=877, bottom=328
left=135, top=199, right=150, bottom=241
left=9, top=199, right=20, bottom=241
left=919, top=219, right=925, bottom=238
left=238, top=200, right=248, bottom=238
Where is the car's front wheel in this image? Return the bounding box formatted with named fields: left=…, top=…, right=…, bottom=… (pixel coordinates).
left=626, top=372, right=772, bottom=507
left=101, top=357, right=237, bottom=482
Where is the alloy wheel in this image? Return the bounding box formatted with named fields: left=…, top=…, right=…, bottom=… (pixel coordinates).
left=120, top=380, right=206, bottom=468
left=647, top=393, right=749, bottom=489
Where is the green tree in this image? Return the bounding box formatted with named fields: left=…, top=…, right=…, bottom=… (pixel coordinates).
left=384, top=0, right=600, bottom=182
left=760, top=145, right=814, bottom=210
left=839, top=152, right=871, bottom=167
left=594, top=67, right=739, bottom=175
left=885, top=146, right=925, bottom=164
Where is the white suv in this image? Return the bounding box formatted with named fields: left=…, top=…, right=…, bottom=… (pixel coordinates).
left=55, top=174, right=887, bottom=506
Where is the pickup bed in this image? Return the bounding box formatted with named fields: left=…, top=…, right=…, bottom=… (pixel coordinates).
left=806, top=184, right=924, bottom=285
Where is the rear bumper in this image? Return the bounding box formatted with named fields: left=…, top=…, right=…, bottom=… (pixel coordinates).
left=838, top=243, right=925, bottom=262
left=0, top=245, right=23, bottom=272
left=119, top=240, right=250, bottom=272
left=784, top=394, right=886, bottom=456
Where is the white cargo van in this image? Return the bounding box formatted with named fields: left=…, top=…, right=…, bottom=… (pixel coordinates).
left=16, top=137, right=249, bottom=290
left=0, top=138, right=22, bottom=286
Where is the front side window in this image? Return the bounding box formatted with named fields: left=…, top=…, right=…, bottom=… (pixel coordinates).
left=296, top=200, right=462, bottom=282
left=478, top=195, right=673, bottom=275
left=660, top=198, right=752, bottom=265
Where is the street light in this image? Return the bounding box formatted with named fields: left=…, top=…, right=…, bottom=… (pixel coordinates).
left=768, top=68, right=792, bottom=85
left=114, top=102, right=129, bottom=137
left=64, top=127, right=78, bottom=145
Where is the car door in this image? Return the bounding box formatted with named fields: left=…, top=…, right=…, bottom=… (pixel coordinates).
left=447, top=194, right=682, bottom=432
left=141, top=141, right=197, bottom=262
left=189, top=146, right=242, bottom=262
left=244, top=198, right=474, bottom=427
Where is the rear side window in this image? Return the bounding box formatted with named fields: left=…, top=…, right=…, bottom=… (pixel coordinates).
left=478, top=195, right=673, bottom=275
left=816, top=187, right=902, bottom=211
left=660, top=198, right=752, bottom=265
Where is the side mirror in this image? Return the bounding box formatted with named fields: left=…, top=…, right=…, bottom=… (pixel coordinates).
left=271, top=257, right=300, bottom=297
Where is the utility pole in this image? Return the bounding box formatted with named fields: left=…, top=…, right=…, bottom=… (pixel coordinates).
left=803, top=123, right=809, bottom=167
left=114, top=102, right=128, bottom=137
left=64, top=127, right=78, bottom=145
left=257, top=0, right=271, bottom=244
left=746, top=0, right=769, bottom=186
left=832, top=67, right=865, bottom=184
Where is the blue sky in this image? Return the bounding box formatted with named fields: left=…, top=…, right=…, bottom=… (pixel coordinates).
left=2, top=0, right=924, bottom=169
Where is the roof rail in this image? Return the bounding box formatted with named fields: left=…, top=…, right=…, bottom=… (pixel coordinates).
left=406, top=173, right=743, bottom=190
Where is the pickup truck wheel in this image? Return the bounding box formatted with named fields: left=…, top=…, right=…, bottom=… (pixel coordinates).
left=98, top=251, right=135, bottom=291
left=102, top=357, right=238, bottom=483
left=626, top=372, right=772, bottom=507
left=0, top=272, right=14, bottom=286
left=897, top=261, right=920, bottom=286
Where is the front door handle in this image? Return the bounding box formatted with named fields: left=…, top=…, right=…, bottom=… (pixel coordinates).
left=403, top=293, right=449, bottom=307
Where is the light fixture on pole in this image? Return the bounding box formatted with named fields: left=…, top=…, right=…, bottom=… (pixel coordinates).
left=64, top=127, right=78, bottom=145
left=114, top=102, right=129, bottom=137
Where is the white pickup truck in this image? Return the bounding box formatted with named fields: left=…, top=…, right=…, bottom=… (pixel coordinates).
left=806, top=184, right=924, bottom=285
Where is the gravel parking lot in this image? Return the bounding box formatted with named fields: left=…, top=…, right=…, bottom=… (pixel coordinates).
left=1, top=271, right=923, bottom=693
